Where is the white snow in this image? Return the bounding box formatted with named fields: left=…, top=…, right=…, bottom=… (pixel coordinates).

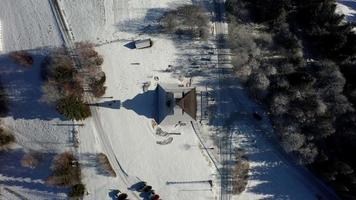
left=0, top=0, right=70, bottom=199
left=337, top=0, right=356, bottom=29
left=60, top=0, right=215, bottom=199
left=0, top=0, right=342, bottom=199
left=0, top=0, right=62, bottom=53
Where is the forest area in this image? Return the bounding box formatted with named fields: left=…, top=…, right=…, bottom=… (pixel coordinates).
left=225, top=0, right=356, bottom=199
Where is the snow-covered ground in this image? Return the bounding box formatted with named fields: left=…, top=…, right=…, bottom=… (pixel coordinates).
left=0, top=1, right=70, bottom=199
left=337, top=0, right=356, bottom=23
left=0, top=0, right=344, bottom=199
left=60, top=0, right=215, bottom=199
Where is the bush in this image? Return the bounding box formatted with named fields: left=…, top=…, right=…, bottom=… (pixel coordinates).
left=90, top=73, right=106, bottom=97
left=0, top=128, right=15, bottom=149
left=232, top=148, right=249, bottom=194
left=47, top=152, right=81, bottom=186
left=68, top=183, right=85, bottom=198
left=247, top=72, right=270, bottom=95
left=57, top=96, right=91, bottom=120
left=40, top=81, right=65, bottom=104
left=9, top=51, right=34, bottom=66
left=21, top=152, right=41, bottom=169
left=97, top=153, right=116, bottom=177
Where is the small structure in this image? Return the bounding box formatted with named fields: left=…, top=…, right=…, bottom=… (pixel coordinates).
left=155, top=83, right=197, bottom=126
left=134, top=39, right=152, bottom=49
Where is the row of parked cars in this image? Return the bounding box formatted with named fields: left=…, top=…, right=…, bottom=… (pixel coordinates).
left=114, top=181, right=160, bottom=200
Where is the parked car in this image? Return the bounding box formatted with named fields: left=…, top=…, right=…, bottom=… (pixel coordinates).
left=150, top=194, right=160, bottom=200
left=117, top=193, right=128, bottom=200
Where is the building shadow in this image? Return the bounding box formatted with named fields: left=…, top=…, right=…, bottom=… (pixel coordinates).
left=124, top=41, right=136, bottom=49
left=122, top=90, right=156, bottom=119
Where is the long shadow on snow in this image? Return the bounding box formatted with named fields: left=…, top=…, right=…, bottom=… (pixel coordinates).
left=0, top=48, right=66, bottom=120
left=0, top=149, right=68, bottom=195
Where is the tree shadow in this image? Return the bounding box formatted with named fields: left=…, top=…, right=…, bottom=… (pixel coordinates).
left=0, top=48, right=66, bottom=120
left=0, top=149, right=67, bottom=196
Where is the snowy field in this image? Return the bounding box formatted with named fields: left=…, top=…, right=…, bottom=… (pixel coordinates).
left=0, top=0, right=345, bottom=200
left=60, top=0, right=214, bottom=199
left=0, top=0, right=70, bottom=199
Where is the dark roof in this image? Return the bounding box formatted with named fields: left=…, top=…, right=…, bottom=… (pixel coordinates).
left=177, top=88, right=197, bottom=120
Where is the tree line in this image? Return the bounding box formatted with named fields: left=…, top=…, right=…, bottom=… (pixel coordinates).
left=226, top=0, right=356, bottom=199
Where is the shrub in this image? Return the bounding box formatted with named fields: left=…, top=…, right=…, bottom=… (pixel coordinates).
left=68, top=183, right=85, bottom=198
left=9, top=51, right=34, bottom=66
left=161, top=5, right=209, bottom=39
left=21, top=152, right=41, bottom=168
left=247, top=72, right=270, bottom=92
left=90, top=73, right=106, bottom=97
left=40, top=81, right=65, bottom=104
left=232, top=148, right=249, bottom=194
left=52, top=64, right=75, bottom=84
left=97, top=153, right=116, bottom=177
left=0, top=128, right=15, bottom=148
left=47, top=152, right=81, bottom=186
left=57, top=96, right=91, bottom=120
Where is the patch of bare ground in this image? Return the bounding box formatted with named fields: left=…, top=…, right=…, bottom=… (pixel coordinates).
left=97, top=153, right=116, bottom=177
left=232, top=148, right=249, bottom=194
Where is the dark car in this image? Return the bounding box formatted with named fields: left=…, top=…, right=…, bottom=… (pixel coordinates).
left=117, top=193, right=128, bottom=200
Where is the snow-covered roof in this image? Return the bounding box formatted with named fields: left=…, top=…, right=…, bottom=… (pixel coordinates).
left=134, top=39, right=152, bottom=49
